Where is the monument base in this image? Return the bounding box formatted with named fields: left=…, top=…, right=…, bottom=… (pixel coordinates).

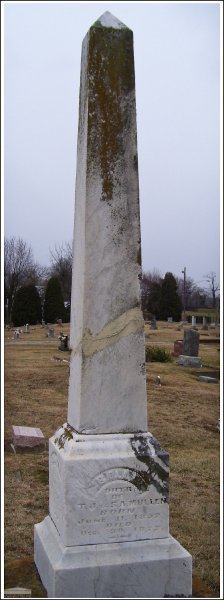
left=34, top=516, right=192, bottom=598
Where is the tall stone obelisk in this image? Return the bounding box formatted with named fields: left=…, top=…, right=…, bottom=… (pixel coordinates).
left=68, top=10, right=147, bottom=435
left=34, top=13, right=192, bottom=598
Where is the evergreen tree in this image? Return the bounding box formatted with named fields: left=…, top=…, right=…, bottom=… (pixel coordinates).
left=160, top=272, right=182, bottom=321
left=4, top=236, right=47, bottom=324
left=43, top=276, right=65, bottom=323
left=148, top=282, right=162, bottom=318
left=12, top=285, right=42, bottom=326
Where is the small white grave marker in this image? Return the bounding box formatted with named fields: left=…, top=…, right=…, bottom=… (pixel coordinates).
left=4, top=588, right=31, bottom=598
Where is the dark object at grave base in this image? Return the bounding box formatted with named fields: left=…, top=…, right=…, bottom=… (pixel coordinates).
left=199, top=338, right=220, bottom=344
left=58, top=335, right=69, bottom=351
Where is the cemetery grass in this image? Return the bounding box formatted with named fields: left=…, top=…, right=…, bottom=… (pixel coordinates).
left=4, top=322, right=220, bottom=597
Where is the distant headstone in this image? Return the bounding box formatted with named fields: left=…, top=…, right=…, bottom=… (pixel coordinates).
left=57, top=318, right=63, bottom=326
left=173, top=340, right=184, bottom=357
left=58, top=334, right=69, bottom=351
left=183, top=328, right=199, bottom=356
left=12, top=426, right=46, bottom=449
left=150, top=319, right=158, bottom=329
left=47, top=328, right=55, bottom=338
left=167, top=317, right=173, bottom=323
left=177, top=355, right=202, bottom=367
left=198, top=375, right=219, bottom=384
left=14, top=329, right=20, bottom=339
left=191, top=316, right=196, bottom=326
left=41, top=319, right=45, bottom=327
left=34, top=11, right=192, bottom=599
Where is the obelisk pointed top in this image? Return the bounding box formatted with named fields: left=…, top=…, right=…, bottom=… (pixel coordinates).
left=93, top=11, right=128, bottom=30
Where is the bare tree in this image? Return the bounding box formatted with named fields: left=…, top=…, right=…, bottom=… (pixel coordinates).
left=49, top=242, right=72, bottom=302
left=204, top=272, right=220, bottom=309
left=176, top=276, right=207, bottom=310
left=142, top=269, right=162, bottom=285
left=4, top=237, right=46, bottom=323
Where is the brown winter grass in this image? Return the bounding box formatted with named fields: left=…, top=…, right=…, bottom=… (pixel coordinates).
left=4, top=322, right=220, bottom=597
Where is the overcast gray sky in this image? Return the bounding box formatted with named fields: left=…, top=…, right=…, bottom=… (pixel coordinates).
left=4, top=1, right=221, bottom=288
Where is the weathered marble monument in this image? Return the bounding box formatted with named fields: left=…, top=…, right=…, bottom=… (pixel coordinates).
left=34, top=12, right=192, bottom=597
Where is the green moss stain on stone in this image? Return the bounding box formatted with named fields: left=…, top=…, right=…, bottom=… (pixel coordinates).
left=133, top=153, right=138, bottom=171
left=55, top=424, right=75, bottom=450
left=87, top=26, right=135, bottom=201
left=131, top=469, right=150, bottom=492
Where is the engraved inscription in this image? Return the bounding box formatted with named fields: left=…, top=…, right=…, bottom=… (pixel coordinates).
left=73, top=481, right=168, bottom=541
left=85, top=467, right=144, bottom=495
left=80, top=465, right=160, bottom=499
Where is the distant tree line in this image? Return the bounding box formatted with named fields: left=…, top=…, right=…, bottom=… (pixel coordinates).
left=4, top=236, right=220, bottom=326
left=141, top=269, right=220, bottom=321
left=4, top=237, right=72, bottom=326
left=141, top=271, right=182, bottom=321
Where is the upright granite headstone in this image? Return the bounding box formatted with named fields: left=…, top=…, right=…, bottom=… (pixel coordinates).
left=34, top=12, right=192, bottom=598
left=183, top=328, right=199, bottom=356
left=150, top=318, right=158, bottom=330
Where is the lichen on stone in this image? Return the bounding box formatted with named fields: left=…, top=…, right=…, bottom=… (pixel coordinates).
left=137, top=248, right=142, bottom=266
left=55, top=424, right=75, bottom=450
left=130, top=435, right=169, bottom=498
left=87, top=26, right=135, bottom=202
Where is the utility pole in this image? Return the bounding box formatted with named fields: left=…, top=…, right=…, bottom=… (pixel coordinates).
left=181, top=267, right=186, bottom=321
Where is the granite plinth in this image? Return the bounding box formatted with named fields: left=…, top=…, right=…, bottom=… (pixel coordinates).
left=177, top=355, right=202, bottom=367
